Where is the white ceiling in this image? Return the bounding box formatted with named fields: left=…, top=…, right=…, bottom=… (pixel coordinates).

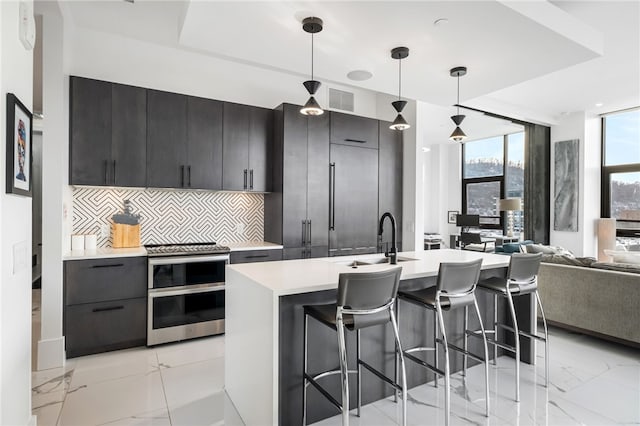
left=61, top=0, right=639, bottom=139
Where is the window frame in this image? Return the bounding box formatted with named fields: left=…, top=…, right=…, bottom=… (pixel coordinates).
left=601, top=109, right=640, bottom=236
left=461, top=136, right=507, bottom=230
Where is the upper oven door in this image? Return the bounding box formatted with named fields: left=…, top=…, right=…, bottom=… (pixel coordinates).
left=148, top=254, right=228, bottom=290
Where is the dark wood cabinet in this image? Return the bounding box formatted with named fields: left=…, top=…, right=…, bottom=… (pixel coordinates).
left=71, top=77, right=147, bottom=187
left=330, top=111, right=379, bottom=149
left=329, top=142, right=379, bottom=256
left=70, top=77, right=271, bottom=191
left=70, top=77, right=112, bottom=186
left=229, top=249, right=283, bottom=264
left=147, top=90, right=188, bottom=188
left=64, top=256, right=147, bottom=358
left=378, top=122, right=403, bottom=250
left=187, top=97, right=223, bottom=190
left=148, top=93, right=223, bottom=190
left=265, top=104, right=329, bottom=260
left=112, top=84, right=147, bottom=187
left=223, top=103, right=272, bottom=191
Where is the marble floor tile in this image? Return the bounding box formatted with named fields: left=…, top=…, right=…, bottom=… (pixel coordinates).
left=97, top=409, right=171, bottom=426
left=70, top=349, right=160, bottom=387
left=168, top=391, right=226, bottom=426
left=58, top=371, right=167, bottom=426
left=33, top=400, right=63, bottom=426
left=160, top=357, right=225, bottom=410
left=313, top=402, right=400, bottom=426
left=156, top=335, right=225, bottom=369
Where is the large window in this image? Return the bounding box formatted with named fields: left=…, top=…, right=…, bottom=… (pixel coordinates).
left=602, top=108, right=640, bottom=236
left=462, top=132, right=525, bottom=231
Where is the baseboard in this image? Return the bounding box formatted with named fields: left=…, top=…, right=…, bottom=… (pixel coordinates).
left=542, top=318, right=640, bottom=349
left=37, top=336, right=66, bottom=371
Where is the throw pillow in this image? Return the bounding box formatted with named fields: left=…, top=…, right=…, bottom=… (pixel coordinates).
left=541, top=255, right=596, bottom=267
left=525, top=244, right=575, bottom=257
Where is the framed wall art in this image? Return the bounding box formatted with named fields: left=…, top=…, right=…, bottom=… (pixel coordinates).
left=448, top=210, right=459, bottom=224
left=6, top=93, right=32, bottom=197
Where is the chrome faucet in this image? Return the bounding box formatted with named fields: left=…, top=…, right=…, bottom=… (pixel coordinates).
left=378, top=212, right=398, bottom=265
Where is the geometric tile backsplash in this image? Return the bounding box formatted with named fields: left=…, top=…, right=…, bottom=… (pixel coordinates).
left=72, top=187, right=264, bottom=248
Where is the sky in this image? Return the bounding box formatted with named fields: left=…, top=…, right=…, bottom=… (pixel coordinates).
left=605, top=109, right=640, bottom=183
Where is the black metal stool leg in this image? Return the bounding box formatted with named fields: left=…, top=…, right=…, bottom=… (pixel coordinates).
left=357, top=329, right=361, bottom=417
left=303, top=313, right=309, bottom=426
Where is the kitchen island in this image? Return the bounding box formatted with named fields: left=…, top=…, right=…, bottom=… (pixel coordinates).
left=225, top=250, right=536, bottom=425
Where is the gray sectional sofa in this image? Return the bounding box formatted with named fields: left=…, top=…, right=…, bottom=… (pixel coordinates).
left=537, top=260, right=640, bottom=347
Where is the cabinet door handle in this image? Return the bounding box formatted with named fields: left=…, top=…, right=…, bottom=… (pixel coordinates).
left=188, top=166, right=191, bottom=187
left=104, top=160, right=108, bottom=185
left=112, top=160, right=116, bottom=185
left=91, top=263, right=124, bottom=269
left=92, top=305, right=124, bottom=313
left=250, top=169, right=254, bottom=190
left=243, top=169, right=248, bottom=190
left=329, top=163, right=336, bottom=230
left=301, top=220, right=307, bottom=246
left=181, top=165, right=185, bottom=187
left=244, top=254, right=269, bottom=259
left=307, top=220, right=312, bottom=248
left=344, top=138, right=367, bottom=144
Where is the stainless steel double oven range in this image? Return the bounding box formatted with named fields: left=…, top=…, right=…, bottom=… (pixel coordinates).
left=146, top=243, right=230, bottom=346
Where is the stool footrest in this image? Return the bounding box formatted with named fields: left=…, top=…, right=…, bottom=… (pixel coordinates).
left=446, top=342, right=486, bottom=364
left=304, top=373, right=343, bottom=411
left=404, top=351, right=444, bottom=377
left=406, top=346, right=436, bottom=354
left=467, top=331, right=516, bottom=353
left=358, top=359, right=403, bottom=392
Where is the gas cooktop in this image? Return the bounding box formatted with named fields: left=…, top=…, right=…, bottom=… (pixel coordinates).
left=145, top=242, right=231, bottom=257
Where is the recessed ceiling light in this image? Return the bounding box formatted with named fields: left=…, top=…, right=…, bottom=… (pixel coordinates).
left=422, top=147, right=431, bottom=153
left=595, top=102, right=604, bottom=107
left=347, top=70, right=373, bottom=81
left=434, top=18, right=449, bottom=26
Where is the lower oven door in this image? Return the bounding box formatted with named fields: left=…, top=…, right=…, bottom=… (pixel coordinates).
left=147, top=283, right=225, bottom=346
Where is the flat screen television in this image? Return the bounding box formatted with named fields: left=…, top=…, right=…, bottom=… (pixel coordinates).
left=456, top=214, right=480, bottom=227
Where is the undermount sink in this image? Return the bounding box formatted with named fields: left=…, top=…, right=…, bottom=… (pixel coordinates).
left=332, top=256, right=419, bottom=268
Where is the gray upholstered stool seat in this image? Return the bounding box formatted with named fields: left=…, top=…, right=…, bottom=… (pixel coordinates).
left=303, top=267, right=408, bottom=426
left=397, top=259, right=490, bottom=426
left=471, top=252, right=549, bottom=403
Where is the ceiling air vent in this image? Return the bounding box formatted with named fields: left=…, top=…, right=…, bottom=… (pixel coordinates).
left=329, top=88, right=354, bottom=112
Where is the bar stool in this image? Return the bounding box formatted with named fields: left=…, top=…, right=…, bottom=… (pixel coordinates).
left=303, top=267, right=407, bottom=426
left=469, top=252, right=548, bottom=402
left=397, top=259, right=490, bottom=426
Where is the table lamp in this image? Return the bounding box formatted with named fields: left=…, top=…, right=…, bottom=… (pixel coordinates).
left=498, top=198, right=522, bottom=237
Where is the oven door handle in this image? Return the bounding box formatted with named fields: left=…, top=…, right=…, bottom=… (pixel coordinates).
left=148, top=283, right=225, bottom=298
left=148, top=254, right=230, bottom=266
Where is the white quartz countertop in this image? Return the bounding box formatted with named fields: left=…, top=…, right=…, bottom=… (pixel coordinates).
left=63, top=247, right=148, bottom=261
left=227, top=249, right=510, bottom=296
left=224, top=241, right=283, bottom=251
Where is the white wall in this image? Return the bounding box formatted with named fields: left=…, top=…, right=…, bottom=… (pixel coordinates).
left=1, top=1, right=35, bottom=424
left=549, top=111, right=601, bottom=257
left=37, top=1, right=70, bottom=370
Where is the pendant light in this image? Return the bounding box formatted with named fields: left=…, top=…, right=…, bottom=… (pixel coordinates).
left=449, top=66, right=467, bottom=142
left=300, top=17, right=324, bottom=116
left=389, top=47, right=410, bottom=131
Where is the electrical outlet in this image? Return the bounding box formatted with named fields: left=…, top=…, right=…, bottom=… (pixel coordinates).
left=235, top=223, right=245, bottom=235
left=100, top=224, right=110, bottom=238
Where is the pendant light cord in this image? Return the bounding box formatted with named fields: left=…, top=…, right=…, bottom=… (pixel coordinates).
left=311, top=32, right=314, bottom=81
left=456, top=75, right=460, bottom=115
left=398, top=58, right=402, bottom=101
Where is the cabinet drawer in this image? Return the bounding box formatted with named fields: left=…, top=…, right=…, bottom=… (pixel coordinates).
left=330, top=112, right=379, bottom=149
left=65, top=297, right=146, bottom=358
left=65, top=257, right=147, bottom=305
left=230, top=249, right=283, bottom=264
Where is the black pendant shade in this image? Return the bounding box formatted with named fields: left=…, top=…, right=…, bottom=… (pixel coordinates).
left=449, top=66, right=468, bottom=142
left=390, top=47, right=410, bottom=131
left=300, top=96, right=323, bottom=116
left=300, top=17, right=324, bottom=116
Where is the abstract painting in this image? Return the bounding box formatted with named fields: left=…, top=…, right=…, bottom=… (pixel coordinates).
left=6, top=93, right=32, bottom=197
left=554, top=139, right=579, bottom=231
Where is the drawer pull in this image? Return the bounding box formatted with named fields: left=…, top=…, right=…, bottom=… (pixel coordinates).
left=344, top=138, right=367, bottom=144
left=244, top=254, right=269, bottom=259
left=91, top=263, right=124, bottom=269
left=92, top=306, right=124, bottom=313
